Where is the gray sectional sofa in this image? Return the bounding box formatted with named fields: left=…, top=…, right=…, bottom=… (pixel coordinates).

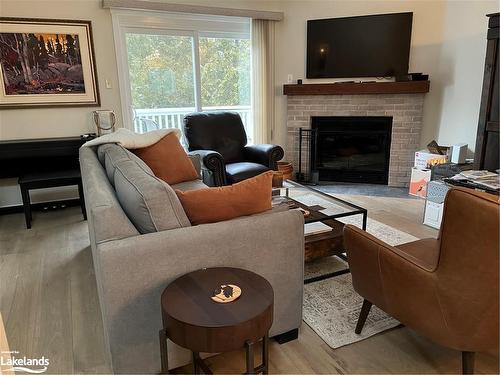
left=79, top=143, right=305, bottom=374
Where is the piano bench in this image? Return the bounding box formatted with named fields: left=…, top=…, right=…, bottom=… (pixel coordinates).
left=18, top=169, right=86, bottom=229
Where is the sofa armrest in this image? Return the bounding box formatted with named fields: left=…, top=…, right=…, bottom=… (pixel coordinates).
left=244, top=144, right=284, bottom=170
left=188, top=149, right=226, bottom=186
left=95, top=209, right=304, bottom=373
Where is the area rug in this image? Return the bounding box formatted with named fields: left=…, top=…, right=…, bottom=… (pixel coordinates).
left=303, top=215, right=419, bottom=349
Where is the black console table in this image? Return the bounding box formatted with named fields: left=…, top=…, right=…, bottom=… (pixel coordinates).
left=0, top=135, right=93, bottom=228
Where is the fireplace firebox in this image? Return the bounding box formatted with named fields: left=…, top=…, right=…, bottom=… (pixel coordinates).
left=311, top=116, right=393, bottom=184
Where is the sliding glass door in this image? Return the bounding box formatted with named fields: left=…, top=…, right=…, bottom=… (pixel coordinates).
left=114, top=13, right=252, bottom=141
left=125, top=32, right=197, bottom=133
left=199, top=35, right=252, bottom=141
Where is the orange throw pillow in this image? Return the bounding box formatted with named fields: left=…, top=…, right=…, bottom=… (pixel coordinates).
left=133, top=132, right=199, bottom=185
left=176, top=171, right=273, bottom=225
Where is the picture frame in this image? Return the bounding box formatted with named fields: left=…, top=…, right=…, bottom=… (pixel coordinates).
left=0, top=17, right=100, bottom=108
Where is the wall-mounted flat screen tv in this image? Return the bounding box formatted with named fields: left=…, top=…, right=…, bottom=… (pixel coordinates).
left=306, top=12, right=413, bottom=78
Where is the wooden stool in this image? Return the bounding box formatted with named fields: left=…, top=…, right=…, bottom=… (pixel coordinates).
left=159, top=267, right=274, bottom=374
left=18, top=169, right=86, bottom=229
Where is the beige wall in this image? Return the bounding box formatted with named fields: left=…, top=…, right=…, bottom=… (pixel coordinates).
left=0, top=0, right=123, bottom=139
left=273, top=0, right=446, bottom=152
left=271, top=0, right=498, bottom=154
left=433, top=0, right=497, bottom=154
left=0, top=0, right=498, bottom=207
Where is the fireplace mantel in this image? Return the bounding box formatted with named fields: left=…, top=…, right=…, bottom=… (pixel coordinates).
left=283, top=80, right=430, bottom=96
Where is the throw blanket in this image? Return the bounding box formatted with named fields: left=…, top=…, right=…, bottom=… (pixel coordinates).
left=82, top=128, right=181, bottom=149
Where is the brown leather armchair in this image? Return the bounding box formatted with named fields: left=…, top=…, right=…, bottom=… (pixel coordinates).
left=344, top=187, right=499, bottom=374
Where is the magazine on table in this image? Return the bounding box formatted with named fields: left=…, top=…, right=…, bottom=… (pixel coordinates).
left=459, top=170, right=498, bottom=180
left=473, top=177, right=500, bottom=190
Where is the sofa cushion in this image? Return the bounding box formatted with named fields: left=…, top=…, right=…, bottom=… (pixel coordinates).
left=133, top=133, right=199, bottom=185
left=171, top=179, right=208, bottom=192
left=113, top=159, right=191, bottom=233
left=175, top=171, right=273, bottom=225
left=97, top=143, right=153, bottom=186
left=225, top=162, right=269, bottom=184
left=97, top=143, right=112, bottom=165
left=104, top=146, right=130, bottom=185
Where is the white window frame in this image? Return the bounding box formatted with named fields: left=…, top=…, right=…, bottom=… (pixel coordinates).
left=111, top=9, right=251, bottom=131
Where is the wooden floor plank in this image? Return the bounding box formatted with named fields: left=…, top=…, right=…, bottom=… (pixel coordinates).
left=35, top=226, right=74, bottom=374
left=3, top=235, right=44, bottom=366
left=68, top=220, right=111, bottom=373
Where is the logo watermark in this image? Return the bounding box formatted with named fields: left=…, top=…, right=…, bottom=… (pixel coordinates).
left=1, top=351, right=49, bottom=374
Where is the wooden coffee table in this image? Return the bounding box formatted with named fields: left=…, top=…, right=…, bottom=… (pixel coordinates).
left=273, top=180, right=367, bottom=284
left=159, top=267, right=274, bottom=374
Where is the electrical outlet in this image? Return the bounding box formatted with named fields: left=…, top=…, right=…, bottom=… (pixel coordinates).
left=287, top=74, right=293, bottom=83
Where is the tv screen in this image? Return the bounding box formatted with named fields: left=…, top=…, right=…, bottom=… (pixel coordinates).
left=306, top=12, right=413, bottom=78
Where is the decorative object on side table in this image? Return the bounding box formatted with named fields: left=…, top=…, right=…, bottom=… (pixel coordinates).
left=159, top=267, right=273, bottom=374
left=0, top=17, right=99, bottom=108
left=211, top=284, right=242, bottom=303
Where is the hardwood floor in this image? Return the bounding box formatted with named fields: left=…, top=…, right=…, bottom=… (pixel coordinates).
left=0, top=209, right=109, bottom=373
left=0, top=194, right=498, bottom=374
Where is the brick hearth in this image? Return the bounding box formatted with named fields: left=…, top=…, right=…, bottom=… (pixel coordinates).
left=285, top=93, right=426, bottom=187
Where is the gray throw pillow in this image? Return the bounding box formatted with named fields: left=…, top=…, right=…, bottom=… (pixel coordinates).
left=98, top=144, right=153, bottom=186
left=113, top=159, right=191, bottom=233
left=97, top=143, right=114, bottom=166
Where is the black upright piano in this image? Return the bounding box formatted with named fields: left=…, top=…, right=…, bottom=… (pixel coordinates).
left=0, top=136, right=89, bottom=179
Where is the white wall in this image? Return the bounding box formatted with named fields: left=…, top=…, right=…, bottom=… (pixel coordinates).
left=0, top=0, right=498, bottom=207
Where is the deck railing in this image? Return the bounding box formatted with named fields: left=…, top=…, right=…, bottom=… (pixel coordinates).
left=133, top=105, right=253, bottom=142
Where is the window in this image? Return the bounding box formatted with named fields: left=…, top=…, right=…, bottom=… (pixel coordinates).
left=112, top=11, right=252, bottom=141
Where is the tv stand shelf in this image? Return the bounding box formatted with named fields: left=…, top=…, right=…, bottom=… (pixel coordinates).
left=283, top=80, right=430, bottom=95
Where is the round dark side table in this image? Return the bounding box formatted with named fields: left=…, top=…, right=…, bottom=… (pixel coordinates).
left=159, top=267, right=274, bottom=374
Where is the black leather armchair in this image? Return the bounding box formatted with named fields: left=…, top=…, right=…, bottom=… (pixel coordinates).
left=183, top=112, right=284, bottom=186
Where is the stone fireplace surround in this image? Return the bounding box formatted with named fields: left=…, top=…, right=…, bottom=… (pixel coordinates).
left=285, top=88, right=427, bottom=187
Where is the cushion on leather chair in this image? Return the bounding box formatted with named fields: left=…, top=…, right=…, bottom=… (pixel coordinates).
left=225, top=162, right=269, bottom=184
left=183, top=112, right=247, bottom=163
left=395, top=238, right=441, bottom=272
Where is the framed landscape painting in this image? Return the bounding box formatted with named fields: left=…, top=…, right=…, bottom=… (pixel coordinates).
left=0, top=18, right=100, bottom=108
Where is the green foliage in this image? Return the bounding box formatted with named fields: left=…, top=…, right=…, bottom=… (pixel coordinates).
left=199, top=37, right=250, bottom=107
left=125, top=33, right=250, bottom=109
